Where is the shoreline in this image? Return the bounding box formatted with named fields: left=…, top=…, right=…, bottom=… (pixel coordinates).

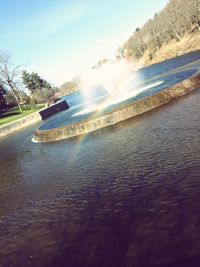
left=0, top=110, right=42, bottom=139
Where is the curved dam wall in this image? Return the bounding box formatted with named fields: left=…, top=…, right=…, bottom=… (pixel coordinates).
left=32, top=71, right=200, bottom=143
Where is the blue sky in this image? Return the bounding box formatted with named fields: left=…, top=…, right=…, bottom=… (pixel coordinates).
left=0, top=0, right=169, bottom=85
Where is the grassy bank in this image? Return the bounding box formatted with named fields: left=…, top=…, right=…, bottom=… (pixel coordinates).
left=0, top=104, right=44, bottom=127
left=134, top=32, right=200, bottom=69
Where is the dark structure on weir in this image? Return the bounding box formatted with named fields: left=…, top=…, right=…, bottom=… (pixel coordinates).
left=39, top=100, right=69, bottom=120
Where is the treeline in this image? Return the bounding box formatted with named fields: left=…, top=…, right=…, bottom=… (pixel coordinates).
left=123, top=0, right=200, bottom=60
left=22, top=71, right=58, bottom=104
left=0, top=52, right=58, bottom=111
left=58, top=80, right=78, bottom=97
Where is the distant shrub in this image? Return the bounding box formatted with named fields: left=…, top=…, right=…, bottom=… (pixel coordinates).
left=148, top=53, right=154, bottom=60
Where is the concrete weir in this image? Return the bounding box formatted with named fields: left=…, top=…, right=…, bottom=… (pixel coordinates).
left=32, top=71, right=200, bottom=143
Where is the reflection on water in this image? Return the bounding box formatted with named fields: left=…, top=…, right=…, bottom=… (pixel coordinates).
left=0, top=52, right=200, bottom=267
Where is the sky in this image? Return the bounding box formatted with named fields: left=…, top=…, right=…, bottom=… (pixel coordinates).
left=0, top=0, right=169, bottom=86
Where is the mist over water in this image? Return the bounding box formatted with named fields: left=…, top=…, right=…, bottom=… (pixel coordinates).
left=79, top=60, right=140, bottom=98
left=74, top=60, right=163, bottom=116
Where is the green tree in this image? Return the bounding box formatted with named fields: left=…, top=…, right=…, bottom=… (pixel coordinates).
left=0, top=83, right=6, bottom=109
left=22, top=71, right=45, bottom=93
left=5, top=90, right=17, bottom=106
left=22, top=71, right=55, bottom=104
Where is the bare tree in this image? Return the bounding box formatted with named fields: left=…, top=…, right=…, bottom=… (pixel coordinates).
left=123, top=0, right=200, bottom=62
left=191, top=0, right=200, bottom=30
left=0, top=52, right=23, bottom=110
left=160, top=2, right=182, bottom=42
left=143, top=17, right=161, bottom=52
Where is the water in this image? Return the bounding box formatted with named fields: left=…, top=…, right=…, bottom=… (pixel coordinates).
left=0, top=52, right=200, bottom=267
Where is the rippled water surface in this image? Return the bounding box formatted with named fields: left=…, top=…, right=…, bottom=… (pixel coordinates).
left=0, top=53, right=200, bottom=267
